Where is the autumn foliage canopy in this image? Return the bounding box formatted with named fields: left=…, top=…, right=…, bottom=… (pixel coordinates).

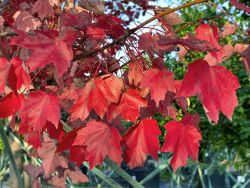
left=0, top=0, right=249, bottom=186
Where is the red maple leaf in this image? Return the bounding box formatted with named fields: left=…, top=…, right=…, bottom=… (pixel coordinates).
left=10, top=30, right=73, bottom=76
left=0, top=57, right=11, bottom=93
left=161, top=114, right=202, bottom=171
left=69, top=146, right=86, bottom=166
left=73, top=120, right=122, bottom=169
left=195, top=23, right=224, bottom=62
left=108, top=89, right=147, bottom=122
left=56, top=127, right=81, bottom=153
left=140, top=92, right=177, bottom=120
left=45, top=122, right=64, bottom=142
left=70, top=75, right=123, bottom=121
left=0, top=92, right=22, bottom=118
left=8, top=57, right=31, bottom=91
left=19, top=91, right=60, bottom=131
left=32, top=0, right=54, bottom=20
left=14, top=11, right=41, bottom=32
left=140, top=68, right=176, bottom=106
left=178, top=60, right=240, bottom=123
left=123, top=119, right=161, bottom=168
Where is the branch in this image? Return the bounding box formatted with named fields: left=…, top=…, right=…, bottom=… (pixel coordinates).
left=0, top=123, right=24, bottom=188
left=73, top=0, right=208, bottom=60
left=0, top=0, right=208, bottom=60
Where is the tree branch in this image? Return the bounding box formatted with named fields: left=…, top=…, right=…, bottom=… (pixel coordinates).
left=73, top=0, right=208, bottom=60
left=0, top=0, right=208, bottom=60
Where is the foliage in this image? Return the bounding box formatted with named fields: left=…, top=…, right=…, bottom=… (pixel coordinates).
left=0, top=0, right=249, bottom=187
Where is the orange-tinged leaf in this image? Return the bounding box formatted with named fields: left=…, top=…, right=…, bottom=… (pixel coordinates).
left=108, top=89, right=147, bottom=122
left=70, top=75, right=123, bottom=121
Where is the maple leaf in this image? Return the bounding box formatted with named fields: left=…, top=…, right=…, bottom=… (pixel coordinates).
left=175, top=80, right=189, bottom=112
left=181, top=113, right=200, bottom=128
left=178, top=60, right=240, bottom=123
left=0, top=92, right=22, bottom=118
left=108, top=89, right=147, bottom=122
left=56, top=128, right=80, bottom=152
left=204, top=44, right=248, bottom=66
left=0, top=57, right=11, bottom=93
left=140, top=68, right=176, bottom=106
left=161, top=114, right=202, bottom=171
left=32, top=0, right=54, bottom=20
left=46, top=122, right=64, bottom=142
left=70, top=75, right=123, bottom=121
left=123, top=119, right=161, bottom=168
left=10, top=30, right=73, bottom=76
left=13, top=11, right=41, bottom=32
left=73, top=120, right=122, bottom=169
left=37, top=136, right=68, bottom=177
left=19, top=91, right=60, bottom=132
left=8, top=57, right=31, bottom=91
left=23, top=129, right=43, bottom=148
left=86, top=25, right=106, bottom=40
left=140, top=92, right=177, bottom=120
left=128, top=62, right=143, bottom=86
left=69, top=146, right=86, bottom=166
left=195, top=24, right=224, bottom=62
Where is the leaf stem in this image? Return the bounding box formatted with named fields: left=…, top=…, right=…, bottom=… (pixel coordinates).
left=83, top=162, right=123, bottom=188
left=0, top=124, right=24, bottom=188
left=104, top=158, right=144, bottom=188
left=140, top=162, right=168, bottom=185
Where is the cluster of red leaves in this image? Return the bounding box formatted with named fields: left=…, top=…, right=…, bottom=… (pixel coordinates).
left=0, top=0, right=249, bottom=187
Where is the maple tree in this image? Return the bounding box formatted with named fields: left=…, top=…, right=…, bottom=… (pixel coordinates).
left=0, top=0, right=249, bottom=187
